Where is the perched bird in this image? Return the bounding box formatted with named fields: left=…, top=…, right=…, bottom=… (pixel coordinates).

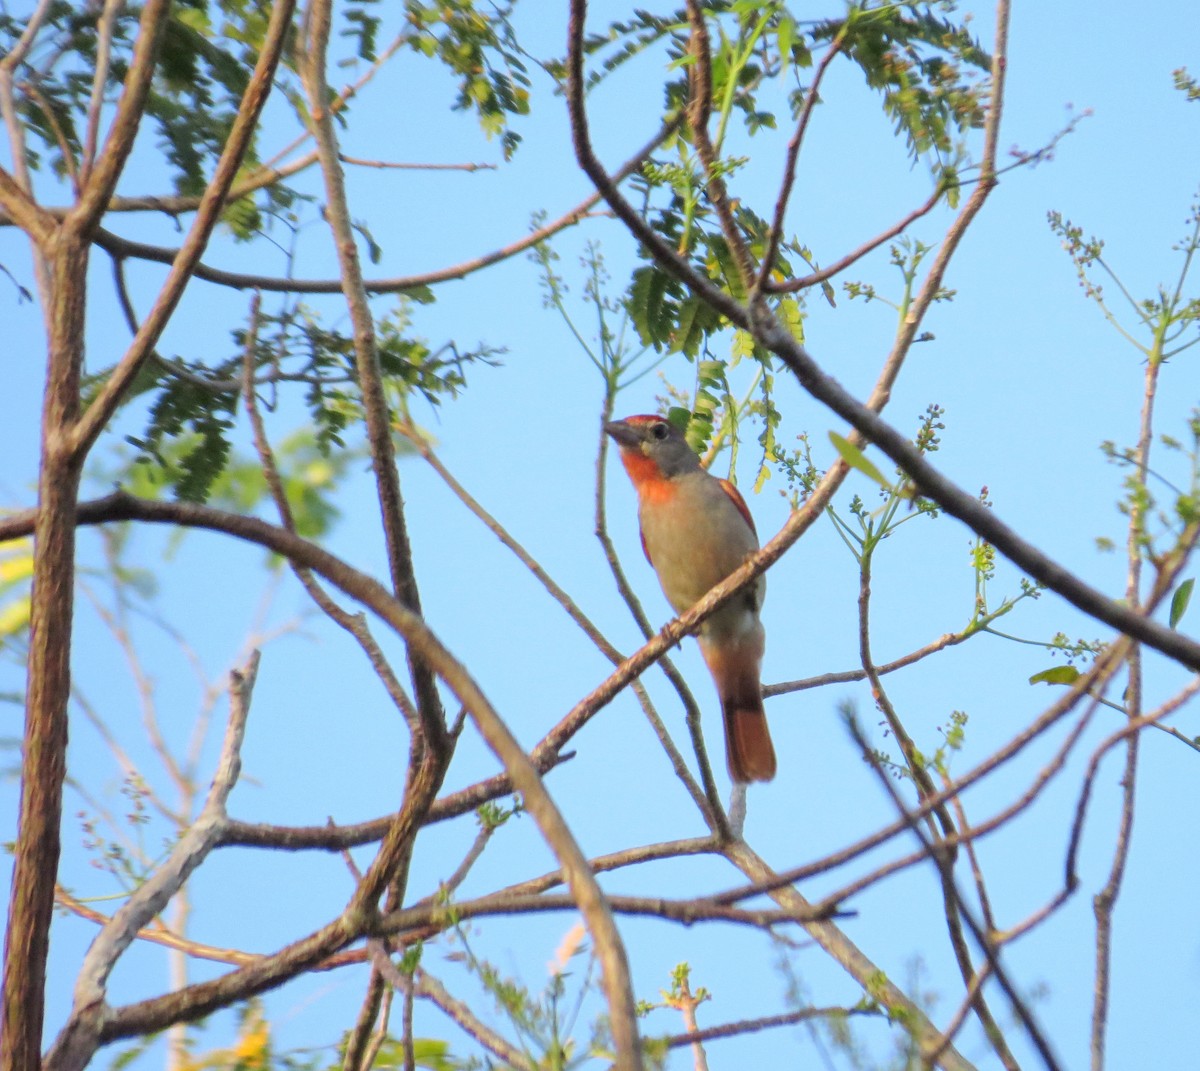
left=605, top=414, right=776, bottom=782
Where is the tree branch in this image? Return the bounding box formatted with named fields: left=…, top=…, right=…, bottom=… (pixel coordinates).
left=84, top=119, right=669, bottom=295
left=301, top=0, right=448, bottom=776
left=68, top=0, right=297, bottom=459
left=66, top=0, right=171, bottom=235
left=46, top=653, right=260, bottom=1071
left=0, top=489, right=643, bottom=1066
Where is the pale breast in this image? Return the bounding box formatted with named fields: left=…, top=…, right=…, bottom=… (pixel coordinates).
left=639, top=471, right=764, bottom=627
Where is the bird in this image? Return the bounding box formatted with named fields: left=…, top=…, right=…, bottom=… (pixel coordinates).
left=605, top=414, right=776, bottom=782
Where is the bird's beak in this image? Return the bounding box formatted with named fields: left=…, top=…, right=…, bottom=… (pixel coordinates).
left=604, top=420, right=640, bottom=449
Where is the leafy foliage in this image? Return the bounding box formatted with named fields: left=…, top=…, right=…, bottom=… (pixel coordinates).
left=402, top=0, right=531, bottom=159
left=125, top=376, right=239, bottom=503
left=820, top=4, right=990, bottom=164
left=104, top=297, right=497, bottom=504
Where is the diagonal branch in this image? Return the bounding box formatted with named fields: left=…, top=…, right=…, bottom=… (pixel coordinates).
left=848, top=714, right=1063, bottom=1071
left=85, top=118, right=671, bottom=294
left=767, top=182, right=946, bottom=295
left=66, top=0, right=171, bottom=235
left=0, top=490, right=644, bottom=1068
left=752, top=311, right=1200, bottom=672
left=683, top=0, right=756, bottom=294
left=68, top=0, right=297, bottom=460
left=722, top=837, right=977, bottom=1071
left=46, top=653, right=261, bottom=1071
left=754, top=19, right=849, bottom=297
left=301, top=0, right=447, bottom=769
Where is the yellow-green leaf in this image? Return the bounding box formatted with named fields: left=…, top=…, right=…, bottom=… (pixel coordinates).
left=1169, top=577, right=1194, bottom=629
left=1029, top=665, right=1080, bottom=686
left=0, top=539, right=33, bottom=587
left=828, top=432, right=889, bottom=489
left=0, top=596, right=31, bottom=637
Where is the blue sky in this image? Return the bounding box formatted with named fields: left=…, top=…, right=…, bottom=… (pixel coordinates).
left=3, top=2, right=1200, bottom=1068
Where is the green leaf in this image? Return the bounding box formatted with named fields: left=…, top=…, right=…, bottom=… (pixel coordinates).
left=669, top=295, right=707, bottom=356
left=1029, top=665, right=1081, bottom=686
left=777, top=15, right=796, bottom=70
left=776, top=297, right=805, bottom=343
left=731, top=328, right=755, bottom=364
left=828, top=432, right=889, bottom=489
left=628, top=266, right=675, bottom=349
left=666, top=406, right=692, bottom=434
left=1169, top=577, right=1194, bottom=629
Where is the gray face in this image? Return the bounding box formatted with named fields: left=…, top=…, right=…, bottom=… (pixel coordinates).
left=604, top=417, right=701, bottom=479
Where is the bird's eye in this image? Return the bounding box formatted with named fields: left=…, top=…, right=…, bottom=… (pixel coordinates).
left=651, top=422, right=669, bottom=441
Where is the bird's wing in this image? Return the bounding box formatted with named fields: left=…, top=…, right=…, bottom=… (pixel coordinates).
left=716, top=477, right=757, bottom=537
left=637, top=523, right=653, bottom=567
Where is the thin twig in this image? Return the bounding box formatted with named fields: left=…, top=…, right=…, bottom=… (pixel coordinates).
left=53, top=886, right=258, bottom=968
left=337, top=154, right=496, bottom=171
left=766, top=184, right=946, bottom=295
left=242, top=293, right=421, bottom=733
left=83, top=118, right=671, bottom=294
left=847, top=715, right=1062, bottom=1071
left=765, top=625, right=976, bottom=695
left=409, top=968, right=535, bottom=1071
left=660, top=1005, right=876, bottom=1051
left=407, top=430, right=715, bottom=821
left=79, top=0, right=124, bottom=185
left=302, top=0, right=447, bottom=766
left=755, top=23, right=849, bottom=297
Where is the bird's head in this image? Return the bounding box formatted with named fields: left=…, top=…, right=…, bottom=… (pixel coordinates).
left=604, top=414, right=701, bottom=482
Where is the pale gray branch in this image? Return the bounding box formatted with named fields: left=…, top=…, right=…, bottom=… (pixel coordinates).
left=46, top=653, right=260, bottom=1071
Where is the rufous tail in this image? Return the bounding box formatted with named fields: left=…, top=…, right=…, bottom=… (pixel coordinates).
left=723, top=695, right=776, bottom=783
left=699, top=634, right=775, bottom=783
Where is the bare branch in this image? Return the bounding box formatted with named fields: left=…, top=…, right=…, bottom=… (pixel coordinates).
left=408, top=968, right=535, bottom=1071
left=722, top=839, right=977, bottom=1071
left=53, top=887, right=258, bottom=969
left=660, top=1005, right=876, bottom=1052
left=300, top=0, right=447, bottom=767
left=848, top=715, right=1062, bottom=1071
left=79, top=0, right=124, bottom=185
left=342, top=968, right=388, bottom=1071
left=85, top=118, right=670, bottom=295
left=46, top=653, right=261, bottom=1071
left=766, top=625, right=974, bottom=696
left=6, top=489, right=642, bottom=1065
left=755, top=22, right=849, bottom=297
left=502, top=837, right=718, bottom=898
left=243, top=297, right=421, bottom=734
left=68, top=0, right=172, bottom=235
left=766, top=183, right=945, bottom=295
left=337, top=154, right=497, bottom=172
